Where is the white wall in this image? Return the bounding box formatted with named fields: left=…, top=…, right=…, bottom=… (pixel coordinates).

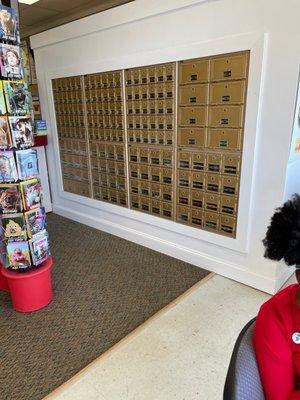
left=30, top=0, right=300, bottom=294
left=284, top=68, right=300, bottom=200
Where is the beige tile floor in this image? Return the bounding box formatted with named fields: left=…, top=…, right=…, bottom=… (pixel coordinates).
left=45, top=273, right=295, bottom=400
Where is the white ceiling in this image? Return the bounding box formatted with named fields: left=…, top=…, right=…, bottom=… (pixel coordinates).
left=19, top=0, right=134, bottom=38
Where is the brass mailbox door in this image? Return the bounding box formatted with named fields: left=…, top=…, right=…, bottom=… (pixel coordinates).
left=207, top=128, right=242, bottom=151
left=139, top=148, right=149, bottom=164
left=162, top=168, right=173, bottom=185
left=129, top=164, right=139, bottom=179
left=177, top=206, right=190, bottom=224
left=151, top=199, right=162, bottom=215
left=192, top=153, right=206, bottom=171
left=164, top=63, right=175, bottom=82
left=116, top=162, right=126, bottom=176
left=204, top=211, right=219, bottom=231
left=208, top=105, right=244, bottom=128
left=179, top=59, right=209, bottom=84
left=177, top=188, right=190, bottom=206
left=178, top=128, right=206, bottom=148
left=220, top=195, right=238, bottom=215
left=179, top=84, right=208, bottom=106
left=130, top=179, right=139, bottom=194
left=156, top=99, right=164, bottom=115
left=204, top=193, right=220, bottom=213
left=191, top=209, right=203, bottom=227
left=165, top=99, right=174, bottom=114
left=206, top=173, right=221, bottom=193
left=141, top=130, right=149, bottom=144
left=220, top=215, right=236, bottom=236
left=162, top=149, right=173, bottom=167
left=162, top=185, right=173, bottom=202
left=178, top=170, right=190, bottom=188
left=131, top=194, right=140, bottom=209
left=150, top=183, right=161, bottom=199
left=140, top=181, right=150, bottom=197
left=150, top=149, right=161, bottom=166
left=210, top=53, right=248, bottom=81
left=191, top=190, right=204, bottom=209
left=118, top=191, right=127, bottom=206
left=141, top=197, right=151, bottom=212
left=207, top=153, right=222, bottom=173
left=221, top=176, right=239, bottom=196
left=150, top=166, right=161, bottom=183
left=191, top=171, right=205, bottom=190
left=139, top=165, right=149, bottom=180
left=117, top=176, right=126, bottom=191
left=178, top=151, right=191, bottom=169
left=162, top=202, right=173, bottom=219
left=222, top=154, right=241, bottom=175
left=165, top=131, right=173, bottom=146
left=178, top=106, right=207, bottom=127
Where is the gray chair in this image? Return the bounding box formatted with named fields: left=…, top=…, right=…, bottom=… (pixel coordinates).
left=223, top=318, right=265, bottom=400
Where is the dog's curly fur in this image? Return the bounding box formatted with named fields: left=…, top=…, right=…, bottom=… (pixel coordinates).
left=263, top=194, right=300, bottom=265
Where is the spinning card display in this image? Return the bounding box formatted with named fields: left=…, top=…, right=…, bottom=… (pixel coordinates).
left=29, top=229, right=50, bottom=266
left=1, top=212, right=26, bottom=239
left=24, top=207, right=45, bottom=238
left=20, top=178, right=42, bottom=211
left=0, top=150, right=18, bottom=182
left=16, top=148, right=38, bottom=180
left=0, top=116, right=11, bottom=148
left=0, top=5, right=19, bottom=45
left=0, top=3, right=51, bottom=273
left=0, top=183, right=22, bottom=213
left=6, top=239, right=30, bottom=269
left=9, top=116, right=34, bottom=148
left=0, top=43, right=22, bottom=79
left=4, top=80, right=31, bottom=115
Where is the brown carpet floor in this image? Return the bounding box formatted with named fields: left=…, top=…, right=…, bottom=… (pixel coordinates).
left=0, top=213, right=210, bottom=400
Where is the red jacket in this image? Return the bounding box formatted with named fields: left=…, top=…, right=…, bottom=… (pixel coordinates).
left=254, top=284, right=300, bottom=399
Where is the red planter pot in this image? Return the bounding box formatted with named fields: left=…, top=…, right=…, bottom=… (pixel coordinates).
left=0, top=257, right=53, bottom=313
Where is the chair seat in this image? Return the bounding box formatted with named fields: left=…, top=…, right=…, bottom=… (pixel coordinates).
left=223, top=318, right=265, bottom=400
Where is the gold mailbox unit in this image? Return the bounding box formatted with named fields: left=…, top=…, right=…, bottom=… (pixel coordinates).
left=84, top=71, right=127, bottom=207
left=53, top=76, right=91, bottom=198
left=177, top=52, right=248, bottom=237
left=125, top=62, right=175, bottom=220
left=52, top=51, right=249, bottom=238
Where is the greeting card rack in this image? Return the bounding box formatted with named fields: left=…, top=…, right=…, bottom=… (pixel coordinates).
left=0, top=1, right=52, bottom=312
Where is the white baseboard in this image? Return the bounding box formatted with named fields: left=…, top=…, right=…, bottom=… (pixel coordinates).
left=52, top=204, right=277, bottom=294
